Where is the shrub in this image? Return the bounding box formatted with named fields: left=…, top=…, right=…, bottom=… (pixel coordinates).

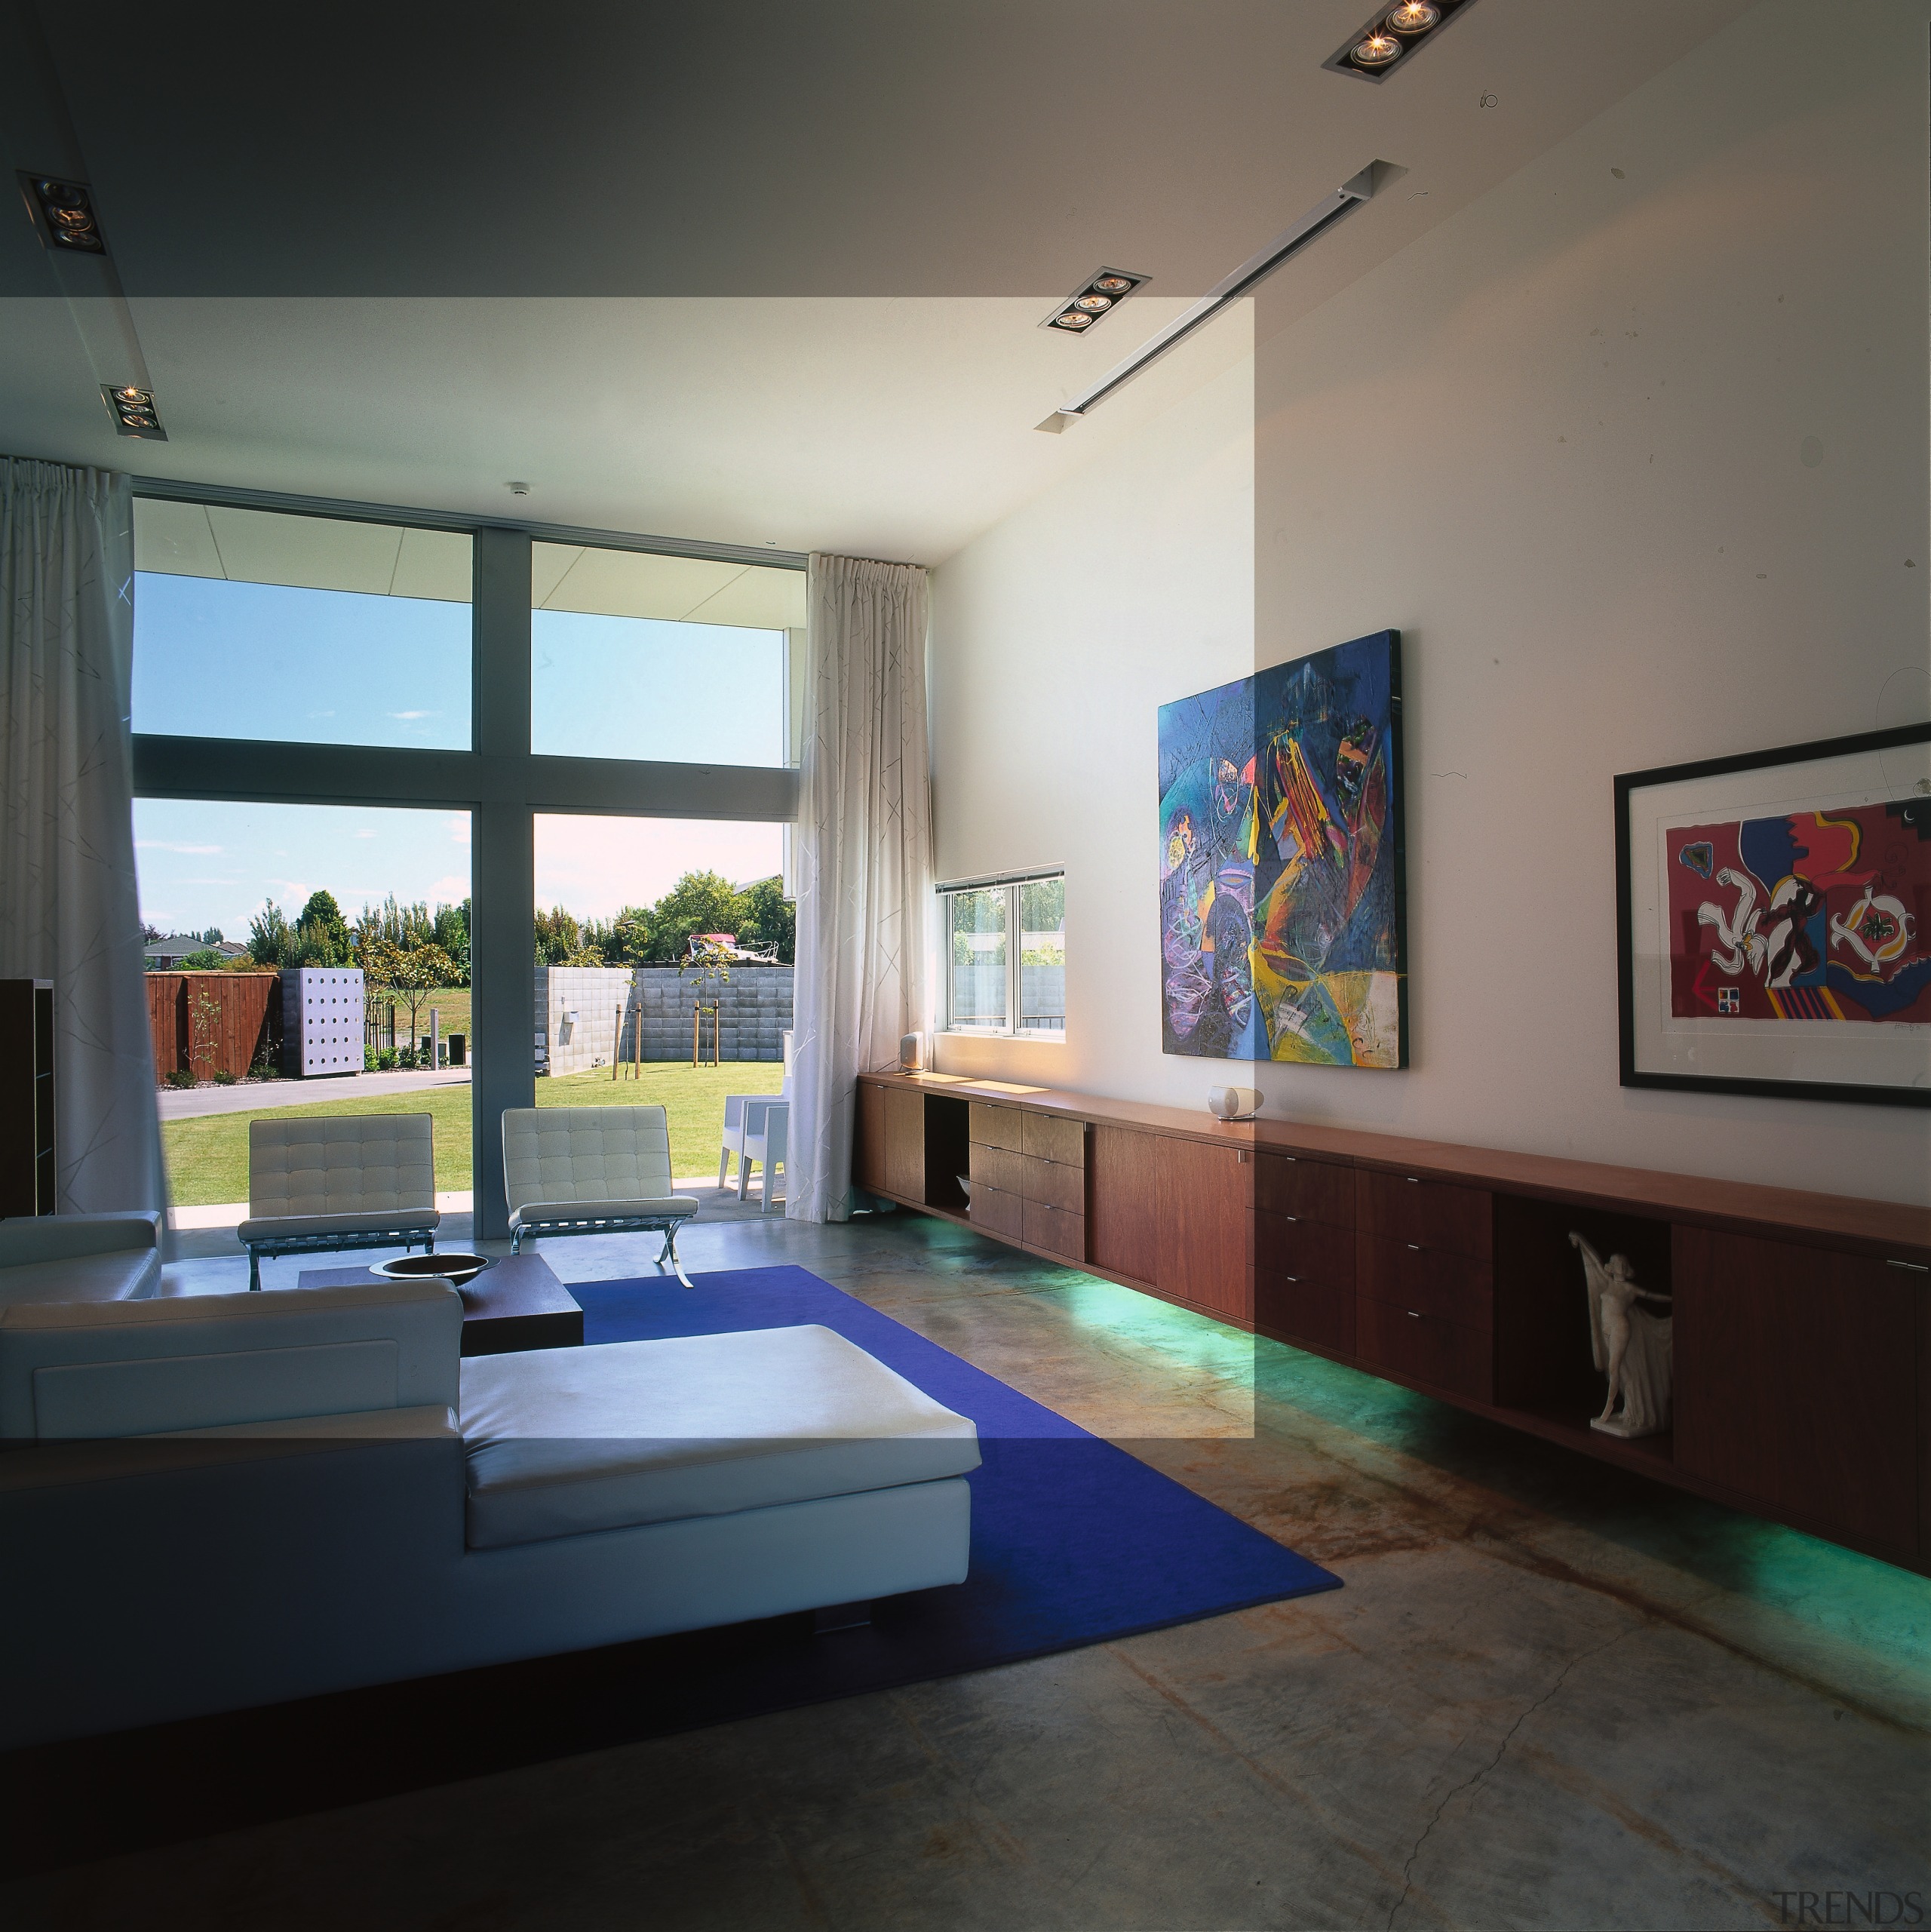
left=211, top=1070, right=237, bottom=1086
left=166, top=1069, right=197, bottom=1089
left=375, top=1048, right=399, bottom=1071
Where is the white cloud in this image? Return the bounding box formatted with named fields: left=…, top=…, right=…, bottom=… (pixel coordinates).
left=388, top=710, right=436, bottom=720
left=136, top=840, right=221, bottom=854
left=430, top=874, right=468, bottom=902
left=353, top=830, right=378, bottom=840
left=450, top=815, right=471, bottom=846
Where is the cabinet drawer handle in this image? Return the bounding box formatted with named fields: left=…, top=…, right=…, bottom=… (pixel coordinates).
left=1887, top=1258, right=1929, bottom=1273
left=1284, top=1274, right=1299, bottom=1283
left=1407, top=1310, right=1422, bottom=1319
left=1405, top=1176, right=1421, bottom=1184
left=1407, top=1242, right=1422, bottom=1252
left=1282, top=1214, right=1297, bottom=1224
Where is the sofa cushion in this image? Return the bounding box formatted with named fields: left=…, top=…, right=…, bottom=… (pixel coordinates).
left=0, top=1246, right=161, bottom=1310
left=238, top=1209, right=441, bottom=1244
left=459, top=1323, right=981, bottom=1550
left=506, top=1197, right=698, bottom=1229
left=0, top=1280, right=462, bottom=1439
left=248, top=1114, right=435, bottom=1220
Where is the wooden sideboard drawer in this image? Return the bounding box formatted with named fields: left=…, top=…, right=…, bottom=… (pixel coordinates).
left=1254, top=1209, right=1355, bottom=1290
left=1255, top=1154, right=1354, bottom=1227
left=1356, top=1295, right=1492, bottom=1403
left=1254, top=1271, right=1355, bottom=1356
left=969, top=1102, right=1024, bottom=1152
left=1357, top=1233, right=1493, bottom=1330
left=1022, top=1197, right=1085, bottom=1263
left=1022, top=1154, right=1084, bottom=1215
left=969, top=1181, right=1024, bottom=1242
left=969, top=1141, right=1023, bottom=1196
left=1357, top=1169, right=1493, bottom=1261
left=1021, top=1112, right=1086, bottom=1169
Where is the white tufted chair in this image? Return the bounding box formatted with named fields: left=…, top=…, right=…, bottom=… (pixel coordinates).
left=501, top=1106, right=700, bottom=1286
left=238, top=1114, right=440, bottom=1291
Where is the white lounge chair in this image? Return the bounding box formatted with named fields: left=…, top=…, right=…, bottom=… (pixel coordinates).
left=238, top=1114, right=440, bottom=1292
left=502, top=1105, right=700, bottom=1286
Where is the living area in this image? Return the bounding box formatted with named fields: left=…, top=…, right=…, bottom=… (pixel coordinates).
left=2, top=4, right=1929, bottom=1929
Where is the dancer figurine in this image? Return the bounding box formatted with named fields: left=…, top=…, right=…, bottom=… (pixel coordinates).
left=1569, top=1233, right=1675, bottom=1438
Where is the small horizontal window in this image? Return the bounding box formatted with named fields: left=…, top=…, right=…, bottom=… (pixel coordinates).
left=938, top=873, right=1064, bottom=1039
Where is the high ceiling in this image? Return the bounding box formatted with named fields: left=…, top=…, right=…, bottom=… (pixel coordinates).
left=0, top=0, right=1752, bottom=564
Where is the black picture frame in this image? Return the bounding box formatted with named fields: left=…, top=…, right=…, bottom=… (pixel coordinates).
left=1615, top=720, right=1931, bottom=1108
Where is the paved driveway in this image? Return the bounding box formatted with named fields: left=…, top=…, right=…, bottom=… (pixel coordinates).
left=158, top=1065, right=474, bottom=1120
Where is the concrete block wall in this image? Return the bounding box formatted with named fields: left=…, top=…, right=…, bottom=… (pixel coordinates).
left=536, top=965, right=794, bottom=1074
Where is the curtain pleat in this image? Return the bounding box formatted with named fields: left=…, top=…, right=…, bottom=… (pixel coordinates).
left=787, top=554, right=931, bottom=1222
left=0, top=457, right=166, bottom=1217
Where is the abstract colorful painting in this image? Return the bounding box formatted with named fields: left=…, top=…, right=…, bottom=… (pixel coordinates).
left=1665, top=800, right=1930, bottom=1024
left=1158, top=631, right=1407, bottom=1067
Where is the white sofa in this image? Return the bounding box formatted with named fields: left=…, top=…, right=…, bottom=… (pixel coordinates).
left=0, top=1210, right=162, bottom=1310
left=0, top=1280, right=980, bottom=1748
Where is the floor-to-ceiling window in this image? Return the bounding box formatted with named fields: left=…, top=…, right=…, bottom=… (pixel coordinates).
left=130, top=489, right=804, bottom=1236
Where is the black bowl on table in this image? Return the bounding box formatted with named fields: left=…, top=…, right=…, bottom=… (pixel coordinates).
left=373, top=1252, right=490, bottom=1296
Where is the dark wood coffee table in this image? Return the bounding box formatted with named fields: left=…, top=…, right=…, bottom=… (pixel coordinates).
left=296, top=1252, right=584, bottom=1356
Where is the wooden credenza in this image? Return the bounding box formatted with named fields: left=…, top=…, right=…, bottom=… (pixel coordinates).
left=854, top=1070, right=1931, bottom=1574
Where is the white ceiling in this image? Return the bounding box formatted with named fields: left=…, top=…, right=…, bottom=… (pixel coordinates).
left=0, top=1, right=1754, bottom=566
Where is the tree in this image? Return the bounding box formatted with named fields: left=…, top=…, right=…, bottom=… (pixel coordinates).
left=181, top=948, right=227, bottom=971
left=533, top=905, right=582, bottom=966
left=644, top=871, right=744, bottom=966
left=140, top=922, right=164, bottom=946
left=294, top=890, right=352, bottom=966
left=432, top=900, right=470, bottom=981
left=247, top=901, right=291, bottom=967
left=385, top=942, right=460, bottom=1047
left=735, top=876, right=795, bottom=964
left=200, top=925, right=225, bottom=945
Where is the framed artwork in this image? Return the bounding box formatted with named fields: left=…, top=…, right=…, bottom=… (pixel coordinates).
left=1616, top=722, right=1931, bottom=1106
left=1157, top=629, right=1407, bottom=1068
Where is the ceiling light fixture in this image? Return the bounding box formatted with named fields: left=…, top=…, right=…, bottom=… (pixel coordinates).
left=1042, top=266, right=1150, bottom=335
left=101, top=384, right=166, bottom=439
left=18, top=172, right=106, bottom=253
left=1324, top=0, right=1477, bottom=82
left=1051, top=164, right=1380, bottom=422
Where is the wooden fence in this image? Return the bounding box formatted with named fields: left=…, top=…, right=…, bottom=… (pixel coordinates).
left=146, top=972, right=281, bottom=1083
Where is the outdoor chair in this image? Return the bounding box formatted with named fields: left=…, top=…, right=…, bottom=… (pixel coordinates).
left=740, top=1100, right=787, bottom=1214
left=719, top=1032, right=794, bottom=1192
left=501, top=1105, right=700, bottom=1287
left=238, top=1114, right=440, bottom=1292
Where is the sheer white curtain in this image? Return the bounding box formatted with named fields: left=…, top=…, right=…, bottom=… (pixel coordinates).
left=788, top=554, right=931, bottom=1223
left=0, top=459, right=165, bottom=1216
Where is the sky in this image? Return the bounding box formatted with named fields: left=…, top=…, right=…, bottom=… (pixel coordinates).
left=130, top=570, right=788, bottom=938
left=134, top=800, right=782, bottom=941
left=133, top=573, right=787, bottom=768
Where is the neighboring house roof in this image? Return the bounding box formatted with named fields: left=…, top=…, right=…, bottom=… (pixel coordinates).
left=144, top=936, right=250, bottom=966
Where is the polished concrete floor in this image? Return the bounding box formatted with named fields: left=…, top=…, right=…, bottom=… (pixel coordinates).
left=11, top=1207, right=1929, bottom=1930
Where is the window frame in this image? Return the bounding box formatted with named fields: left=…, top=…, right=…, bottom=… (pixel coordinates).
left=128, top=477, right=806, bottom=1239
left=937, top=868, right=1065, bottom=1041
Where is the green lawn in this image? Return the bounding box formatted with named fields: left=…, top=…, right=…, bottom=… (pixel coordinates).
left=161, top=1061, right=787, bottom=1206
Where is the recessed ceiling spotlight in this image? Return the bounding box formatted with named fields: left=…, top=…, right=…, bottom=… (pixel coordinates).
left=1324, top=0, right=1477, bottom=81
left=1042, top=266, right=1149, bottom=335
left=101, top=384, right=165, bottom=439
left=19, top=172, right=107, bottom=254
left=507, top=480, right=530, bottom=496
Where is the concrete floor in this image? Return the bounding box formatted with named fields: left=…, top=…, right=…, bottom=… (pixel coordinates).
left=12, top=1207, right=1929, bottom=1930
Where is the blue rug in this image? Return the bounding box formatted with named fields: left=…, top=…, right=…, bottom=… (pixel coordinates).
left=574, top=1264, right=1340, bottom=1696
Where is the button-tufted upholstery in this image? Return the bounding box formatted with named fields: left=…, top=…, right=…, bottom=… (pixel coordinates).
left=238, top=1114, right=441, bottom=1289
left=501, top=1106, right=700, bottom=1280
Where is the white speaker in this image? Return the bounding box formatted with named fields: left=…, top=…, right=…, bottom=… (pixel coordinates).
left=1207, top=1085, right=1261, bottom=1120
left=900, top=1032, right=925, bottom=1072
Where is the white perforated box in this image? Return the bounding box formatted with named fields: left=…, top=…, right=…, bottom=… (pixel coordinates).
left=281, top=968, right=365, bottom=1077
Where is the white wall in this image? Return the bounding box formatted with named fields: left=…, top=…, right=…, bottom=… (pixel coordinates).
left=928, top=0, right=1930, bottom=1206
